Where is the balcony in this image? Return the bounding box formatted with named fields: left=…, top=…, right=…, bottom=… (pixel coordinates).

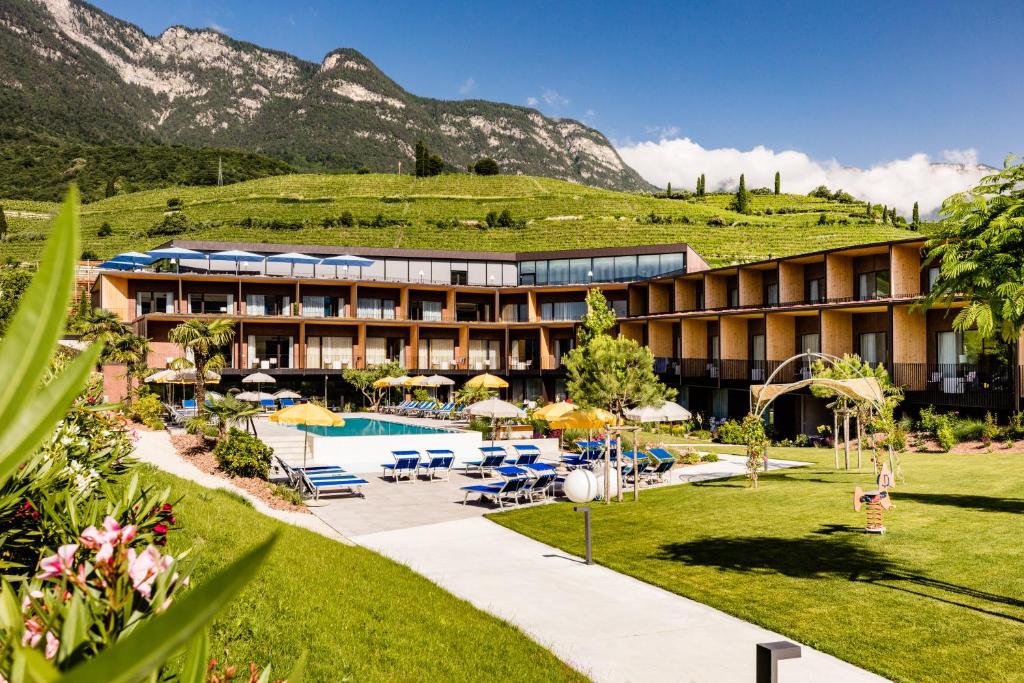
left=893, top=363, right=1015, bottom=410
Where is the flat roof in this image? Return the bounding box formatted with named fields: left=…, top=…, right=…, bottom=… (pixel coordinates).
left=163, top=239, right=692, bottom=262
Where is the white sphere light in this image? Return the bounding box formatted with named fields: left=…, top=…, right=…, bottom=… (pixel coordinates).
left=563, top=469, right=599, bottom=503
left=595, top=473, right=620, bottom=500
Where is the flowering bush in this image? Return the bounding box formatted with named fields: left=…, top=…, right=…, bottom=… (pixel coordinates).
left=127, top=392, right=165, bottom=430
left=213, top=428, right=274, bottom=479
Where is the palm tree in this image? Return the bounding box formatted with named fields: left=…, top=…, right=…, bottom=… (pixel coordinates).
left=77, top=308, right=131, bottom=344
left=203, top=395, right=261, bottom=437
left=168, top=319, right=236, bottom=405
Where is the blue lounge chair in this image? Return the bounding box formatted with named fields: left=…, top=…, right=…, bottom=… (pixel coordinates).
left=260, top=398, right=276, bottom=411
left=644, top=450, right=676, bottom=484
left=279, top=398, right=296, bottom=407
left=435, top=402, right=456, bottom=419
left=418, top=449, right=455, bottom=481
left=506, top=444, right=542, bottom=466
left=461, top=477, right=528, bottom=509
left=300, top=471, right=368, bottom=499
left=521, top=472, right=557, bottom=502
left=463, top=446, right=508, bottom=477
left=399, top=401, right=428, bottom=416
left=382, top=451, right=421, bottom=482
left=275, top=456, right=347, bottom=486
left=382, top=400, right=407, bottom=414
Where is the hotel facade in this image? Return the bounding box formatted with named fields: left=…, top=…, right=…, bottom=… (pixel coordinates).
left=91, top=237, right=1022, bottom=436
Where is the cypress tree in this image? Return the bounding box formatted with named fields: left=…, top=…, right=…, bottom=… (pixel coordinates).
left=736, top=174, right=749, bottom=214
left=890, top=207, right=897, bottom=223
left=699, top=173, right=706, bottom=197
left=882, top=205, right=888, bottom=223
left=414, top=140, right=426, bottom=177
left=666, top=182, right=672, bottom=198
left=866, top=202, right=872, bottom=219
left=774, top=171, right=781, bottom=195
left=912, top=201, right=920, bottom=226
left=0, top=205, right=6, bottom=241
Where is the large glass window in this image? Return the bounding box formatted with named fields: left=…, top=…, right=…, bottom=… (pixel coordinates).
left=858, top=332, right=888, bottom=365
left=137, top=291, right=174, bottom=315
left=614, top=256, right=637, bottom=281
left=546, top=260, right=568, bottom=285
left=188, top=293, right=232, bottom=315
left=357, top=297, right=396, bottom=319
left=637, top=254, right=661, bottom=279
left=417, top=338, right=456, bottom=369
left=306, top=336, right=353, bottom=369
left=857, top=270, right=891, bottom=300
left=301, top=295, right=340, bottom=317
left=569, top=258, right=592, bottom=283
left=807, top=278, right=824, bottom=303
left=519, top=261, right=535, bottom=286
left=765, top=283, right=779, bottom=306
left=660, top=253, right=685, bottom=274
left=928, top=267, right=941, bottom=292
left=592, top=257, right=615, bottom=282
left=541, top=301, right=588, bottom=320
left=248, top=335, right=292, bottom=369
left=799, top=333, right=820, bottom=355
left=468, top=339, right=501, bottom=370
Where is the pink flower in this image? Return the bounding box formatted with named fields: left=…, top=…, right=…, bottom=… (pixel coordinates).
left=127, top=546, right=170, bottom=599
left=44, top=632, right=59, bottom=660
left=95, top=542, right=114, bottom=565
left=121, top=524, right=137, bottom=544
left=22, top=618, right=43, bottom=648
left=37, top=544, right=78, bottom=580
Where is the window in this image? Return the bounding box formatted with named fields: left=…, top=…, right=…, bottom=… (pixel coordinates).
left=765, top=283, right=779, bottom=306
left=728, top=286, right=739, bottom=308
left=857, top=270, right=891, bottom=300
left=188, top=293, right=232, bottom=315
left=518, top=261, right=535, bottom=286
left=306, top=336, right=353, bottom=369
left=592, top=257, right=615, bottom=282
left=798, top=333, right=820, bottom=355
left=416, top=300, right=443, bottom=321
left=541, top=301, right=587, bottom=321
left=137, top=292, right=173, bottom=315
left=553, top=338, right=575, bottom=366
left=451, top=269, right=468, bottom=285
left=301, top=295, right=339, bottom=317
left=548, top=260, right=570, bottom=285
left=248, top=335, right=292, bottom=369
left=709, top=335, right=720, bottom=360
left=637, top=254, right=661, bottom=279
left=751, top=335, right=765, bottom=361
left=417, top=338, right=455, bottom=369
left=468, top=339, right=501, bottom=370
left=927, top=267, right=941, bottom=292
left=501, top=302, right=528, bottom=322
left=660, top=252, right=685, bottom=274
left=695, top=282, right=705, bottom=310
left=357, top=297, right=396, bottom=319
left=610, top=299, right=628, bottom=317
left=569, top=258, right=592, bottom=283
left=245, top=294, right=289, bottom=316
left=858, top=332, right=888, bottom=366
left=365, top=337, right=388, bottom=366
left=807, top=278, right=824, bottom=303
left=614, top=256, right=637, bottom=281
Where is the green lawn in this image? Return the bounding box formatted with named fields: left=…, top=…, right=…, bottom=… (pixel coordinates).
left=148, top=466, right=585, bottom=682
left=492, top=446, right=1024, bottom=683
left=0, top=174, right=917, bottom=265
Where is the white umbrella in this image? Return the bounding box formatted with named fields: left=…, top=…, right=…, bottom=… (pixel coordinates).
left=387, top=375, right=412, bottom=386
left=624, top=401, right=692, bottom=423
left=274, top=389, right=302, bottom=399
left=423, top=375, right=455, bottom=386
left=237, top=391, right=275, bottom=402
left=243, top=371, right=275, bottom=396
left=465, top=398, right=526, bottom=447
left=144, top=369, right=176, bottom=383
left=205, top=391, right=225, bottom=402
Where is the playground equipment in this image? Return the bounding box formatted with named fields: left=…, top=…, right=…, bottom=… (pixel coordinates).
left=853, top=463, right=895, bottom=533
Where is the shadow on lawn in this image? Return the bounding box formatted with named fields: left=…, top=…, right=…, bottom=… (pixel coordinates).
left=897, top=492, right=1024, bottom=514
left=655, top=535, right=1024, bottom=623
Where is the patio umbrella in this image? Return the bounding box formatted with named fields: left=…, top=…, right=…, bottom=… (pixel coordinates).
left=464, top=373, right=508, bottom=389
left=110, top=251, right=155, bottom=265
left=372, top=377, right=393, bottom=388
left=624, top=401, right=692, bottom=423
left=321, top=254, right=374, bottom=279
left=269, top=403, right=345, bottom=466
left=424, top=374, right=455, bottom=401
left=404, top=375, right=430, bottom=386
left=243, top=371, right=276, bottom=396
left=548, top=409, right=617, bottom=430
left=534, top=401, right=576, bottom=421
left=144, top=369, right=177, bottom=383
left=209, top=249, right=266, bottom=275
left=465, top=397, right=526, bottom=447
left=267, top=252, right=322, bottom=277
left=274, top=389, right=302, bottom=399
left=98, top=260, right=138, bottom=271
left=205, top=391, right=225, bottom=402
left=236, top=391, right=275, bottom=402
left=148, top=246, right=204, bottom=273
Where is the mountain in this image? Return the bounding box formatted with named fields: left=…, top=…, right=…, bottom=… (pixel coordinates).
left=0, top=0, right=651, bottom=192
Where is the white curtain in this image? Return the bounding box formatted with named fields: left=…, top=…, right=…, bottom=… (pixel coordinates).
left=246, top=295, right=265, bottom=316
left=323, top=337, right=353, bottom=369
left=303, top=296, right=326, bottom=318
left=305, top=336, right=320, bottom=368
left=365, top=337, right=387, bottom=366
left=431, top=339, right=454, bottom=368
left=421, top=301, right=442, bottom=321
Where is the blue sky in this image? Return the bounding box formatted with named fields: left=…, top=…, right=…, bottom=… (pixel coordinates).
left=92, top=0, right=1021, bottom=169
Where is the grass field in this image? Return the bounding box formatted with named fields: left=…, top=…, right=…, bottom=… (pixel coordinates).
left=492, top=445, right=1024, bottom=683
left=148, top=465, right=585, bottom=683
left=0, top=174, right=918, bottom=265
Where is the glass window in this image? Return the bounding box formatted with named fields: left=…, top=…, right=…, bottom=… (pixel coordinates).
left=799, top=333, right=820, bottom=355
left=807, top=278, right=824, bottom=302
left=534, top=260, right=548, bottom=285
left=765, top=283, right=779, bottom=306
left=858, top=332, right=888, bottom=365
left=409, top=261, right=432, bottom=283
left=611, top=299, right=628, bottom=317
left=709, top=335, right=720, bottom=360
left=637, top=254, right=661, bottom=278
left=592, top=257, right=615, bottom=282
left=188, top=293, right=232, bottom=315
left=660, top=253, right=685, bottom=274
left=614, top=256, right=637, bottom=281
left=858, top=270, right=891, bottom=300
left=694, top=282, right=704, bottom=310
left=520, top=261, right=535, bottom=275
left=451, top=269, right=468, bottom=285
left=467, top=262, right=487, bottom=285
left=728, top=287, right=739, bottom=308
left=569, top=258, right=592, bottom=283
left=137, top=292, right=173, bottom=315
left=385, top=260, right=408, bottom=282
left=928, top=267, right=940, bottom=292
left=548, top=260, right=570, bottom=285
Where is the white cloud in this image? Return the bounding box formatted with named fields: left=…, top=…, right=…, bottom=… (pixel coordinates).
left=526, top=96, right=539, bottom=107
left=458, top=77, right=476, bottom=96
left=645, top=125, right=680, bottom=139
left=617, top=137, right=992, bottom=217
left=206, top=21, right=229, bottom=34
left=541, top=88, right=570, bottom=108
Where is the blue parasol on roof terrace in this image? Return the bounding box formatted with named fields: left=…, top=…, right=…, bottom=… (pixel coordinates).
left=208, top=249, right=266, bottom=275
left=267, top=252, right=322, bottom=277
left=98, top=260, right=137, bottom=271
left=148, top=246, right=205, bottom=273
left=320, top=254, right=374, bottom=279
left=110, top=251, right=155, bottom=266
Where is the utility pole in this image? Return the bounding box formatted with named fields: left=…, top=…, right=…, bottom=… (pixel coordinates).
left=217, top=156, right=223, bottom=187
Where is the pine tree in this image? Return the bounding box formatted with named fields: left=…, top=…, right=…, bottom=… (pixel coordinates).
left=736, top=174, right=749, bottom=214
left=0, top=205, right=6, bottom=241
left=912, top=202, right=920, bottom=226
left=774, top=171, right=781, bottom=195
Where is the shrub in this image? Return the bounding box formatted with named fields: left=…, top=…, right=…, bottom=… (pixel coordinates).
left=473, top=157, right=499, bottom=175
left=81, top=249, right=98, bottom=260
left=690, top=429, right=712, bottom=440
left=700, top=452, right=719, bottom=463
left=213, top=427, right=273, bottom=479
left=794, top=433, right=811, bottom=448
left=97, top=221, right=113, bottom=237
left=146, top=211, right=188, bottom=236
left=952, top=418, right=984, bottom=443
left=340, top=210, right=355, bottom=227
left=707, top=216, right=726, bottom=227
left=271, top=483, right=304, bottom=505
left=676, top=449, right=701, bottom=465
left=127, top=392, right=165, bottom=429
left=166, top=197, right=183, bottom=210
left=936, top=421, right=956, bottom=452
left=982, top=412, right=1000, bottom=446
left=714, top=419, right=746, bottom=444
left=1008, top=411, right=1024, bottom=439
left=356, top=166, right=372, bottom=174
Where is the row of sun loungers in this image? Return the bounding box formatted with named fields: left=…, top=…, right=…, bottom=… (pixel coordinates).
left=561, top=442, right=675, bottom=485
left=380, top=401, right=464, bottom=420
left=276, top=456, right=369, bottom=499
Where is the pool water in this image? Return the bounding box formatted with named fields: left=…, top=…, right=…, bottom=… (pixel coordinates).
left=299, top=417, right=452, bottom=437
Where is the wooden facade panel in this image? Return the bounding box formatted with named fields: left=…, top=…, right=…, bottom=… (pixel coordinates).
left=738, top=269, right=763, bottom=307
left=821, top=310, right=853, bottom=357
left=778, top=262, right=803, bottom=304
left=705, top=275, right=727, bottom=309
left=675, top=279, right=697, bottom=311
left=891, top=244, right=921, bottom=297
left=826, top=254, right=853, bottom=300
left=680, top=319, right=707, bottom=358
left=648, top=320, right=675, bottom=357
left=766, top=314, right=796, bottom=361
left=720, top=317, right=748, bottom=359
left=648, top=283, right=671, bottom=314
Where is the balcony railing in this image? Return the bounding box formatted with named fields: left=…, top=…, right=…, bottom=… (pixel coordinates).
left=893, top=363, right=1014, bottom=410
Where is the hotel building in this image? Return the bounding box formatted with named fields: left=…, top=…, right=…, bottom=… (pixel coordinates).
left=91, top=237, right=1022, bottom=436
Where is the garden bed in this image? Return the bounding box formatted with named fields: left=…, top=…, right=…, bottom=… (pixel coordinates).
left=169, top=433, right=308, bottom=514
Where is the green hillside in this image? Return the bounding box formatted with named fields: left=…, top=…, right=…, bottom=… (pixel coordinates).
left=0, top=174, right=920, bottom=266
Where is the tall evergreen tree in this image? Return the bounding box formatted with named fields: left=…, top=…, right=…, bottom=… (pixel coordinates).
left=666, top=182, right=672, bottom=198
left=866, top=202, right=873, bottom=219
left=414, top=140, right=427, bottom=177
left=735, top=174, right=749, bottom=214
left=773, top=171, right=781, bottom=195
left=0, top=205, right=7, bottom=241
left=912, top=201, right=920, bottom=226
left=890, top=207, right=897, bottom=223
left=881, top=204, right=888, bottom=223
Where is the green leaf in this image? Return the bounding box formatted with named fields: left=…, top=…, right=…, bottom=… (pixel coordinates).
left=0, top=344, right=102, bottom=485
left=285, top=652, right=307, bottom=683
left=12, top=646, right=60, bottom=683
left=58, top=533, right=277, bottom=683
left=178, top=631, right=209, bottom=683
left=0, top=188, right=80, bottom=427
left=58, top=593, right=89, bottom=662
left=0, top=581, right=22, bottom=630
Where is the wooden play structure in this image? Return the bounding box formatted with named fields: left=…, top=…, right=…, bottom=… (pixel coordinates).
left=854, top=463, right=895, bottom=533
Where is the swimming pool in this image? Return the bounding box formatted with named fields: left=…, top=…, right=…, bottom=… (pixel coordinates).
left=299, top=417, right=453, bottom=437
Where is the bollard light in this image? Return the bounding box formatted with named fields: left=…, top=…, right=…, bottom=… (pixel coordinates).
left=755, top=641, right=801, bottom=683
left=573, top=505, right=593, bottom=565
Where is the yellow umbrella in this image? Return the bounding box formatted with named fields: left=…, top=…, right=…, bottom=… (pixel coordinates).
left=549, top=409, right=617, bottom=430
left=372, top=378, right=393, bottom=388
left=269, top=404, right=345, bottom=466
left=404, top=376, right=430, bottom=386
left=534, top=401, right=577, bottom=421
left=464, top=373, right=509, bottom=389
